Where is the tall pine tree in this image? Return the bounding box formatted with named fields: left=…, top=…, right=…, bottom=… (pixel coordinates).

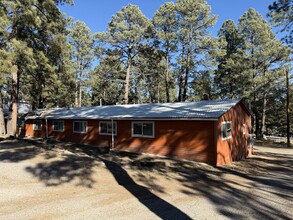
left=97, top=4, right=152, bottom=104
left=68, top=20, right=94, bottom=107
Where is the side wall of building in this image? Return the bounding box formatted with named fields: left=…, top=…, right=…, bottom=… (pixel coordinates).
left=216, top=102, right=251, bottom=166
left=25, top=119, right=217, bottom=165
left=115, top=120, right=217, bottom=165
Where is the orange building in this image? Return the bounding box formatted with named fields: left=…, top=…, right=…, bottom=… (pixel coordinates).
left=25, top=99, right=252, bottom=166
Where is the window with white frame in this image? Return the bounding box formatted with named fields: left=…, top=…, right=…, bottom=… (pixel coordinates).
left=222, top=121, right=232, bottom=140
left=99, top=121, right=117, bottom=135
left=132, top=122, right=154, bottom=137
left=73, top=121, right=87, bottom=133
left=33, top=120, right=42, bottom=131
left=53, top=121, right=64, bottom=132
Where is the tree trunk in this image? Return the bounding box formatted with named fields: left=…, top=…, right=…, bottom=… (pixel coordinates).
left=286, top=67, right=291, bottom=147
left=75, top=76, right=78, bottom=107
left=182, top=47, right=191, bottom=101
left=123, top=60, right=131, bottom=104
left=38, top=82, right=44, bottom=109
left=0, top=87, right=6, bottom=134
left=177, top=46, right=185, bottom=102
left=157, top=81, right=160, bottom=103
left=177, top=67, right=184, bottom=102
left=7, top=67, right=18, bottom=136
left=78, top=73, right=82, bottom=107
left=261, top=92, right=267, bottom=137
left=165, top=53, right=170, bottom=102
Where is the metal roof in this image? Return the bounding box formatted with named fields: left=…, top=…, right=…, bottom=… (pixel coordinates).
left=28, top=99, right=242, bottom=120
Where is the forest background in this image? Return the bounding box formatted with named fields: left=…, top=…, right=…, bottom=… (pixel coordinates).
left=0, top=0, right=292, bottom=139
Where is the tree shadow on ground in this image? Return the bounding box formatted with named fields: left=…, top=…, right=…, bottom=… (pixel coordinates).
left=0, top=139, right=44, bottom=162
left=1, top=138, right=292, bottom=219
left=63, top=145, right=192, bottom=219
left=100, top=149, right=293, bottom=220
left=100, top=157, right=192, bottom=219
left=0, top=139, right=97, bottom=188
left=25, top=155, right=96, bottom=188
left=0, top=139, right=192, bottom=219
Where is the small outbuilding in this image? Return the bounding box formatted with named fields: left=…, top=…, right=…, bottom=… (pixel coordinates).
left=25, top=99, right=252, bottom=166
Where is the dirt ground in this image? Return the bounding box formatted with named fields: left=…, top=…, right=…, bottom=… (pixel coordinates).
left=0, top=138, right=292, bottom=220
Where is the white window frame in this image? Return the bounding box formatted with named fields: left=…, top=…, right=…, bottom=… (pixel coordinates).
left=222, top=121, right=232, bottom=140
left=99, top=121, right=117, bottom=136
left=73, top=121, right=87, bottom=134
left=53, top=120, right=64, bottom=132
left=33, top=120, right=42, bottom=131
left=132, top=121, right=155, bottom=138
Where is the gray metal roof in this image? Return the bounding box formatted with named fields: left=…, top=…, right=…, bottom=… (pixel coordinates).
left=28, top=99, right=242, bottom=120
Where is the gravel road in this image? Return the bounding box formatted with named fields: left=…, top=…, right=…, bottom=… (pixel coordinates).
left=0, top=138, right=292, bottom=220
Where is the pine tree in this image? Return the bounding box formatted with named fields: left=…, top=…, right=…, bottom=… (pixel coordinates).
left=238, top=8, right=290, bottom=137
left=268, top=0, right=293, bottom=47
left=0, top=6, right=11, bottom=134
left=153, top=2, right=178, bottom=102
left=133, top=44, right=167, bottom=103
left=175, top=0, right=217, bottom=101
left=68, top=20, right=94, bottom=107
left=89, top=51, right=125, bottom=105
left=97, top=4, right=152, bottom=104
left=214, top=20, right=246, bottom=99
left=1, top=0, right=73, bottom=135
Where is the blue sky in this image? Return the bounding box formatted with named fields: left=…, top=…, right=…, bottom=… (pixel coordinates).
left=59, top=0, right=278, bottom=37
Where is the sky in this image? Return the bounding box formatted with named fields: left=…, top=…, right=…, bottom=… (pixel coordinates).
left=59, top=0, right=280, bottom=38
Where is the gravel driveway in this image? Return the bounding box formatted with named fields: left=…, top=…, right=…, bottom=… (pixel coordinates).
left=0, top=138, right=292, bottom=220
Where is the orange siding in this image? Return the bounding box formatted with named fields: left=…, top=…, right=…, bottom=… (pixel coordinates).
left=25, top=119, right=46, bottom=139
left=25, top=119, right=216, bottom=165
left=115, top=120, right=216, bottom=165
left=24, top=102, right=251, bottom=166
left=216, top=102, right=251, bottom=166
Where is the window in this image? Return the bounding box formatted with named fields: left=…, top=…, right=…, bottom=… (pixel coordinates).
left=243, top=124, right=246, bottom=135
left=132, top=122, right=154, bottom=138
left=73, top=121, right=87, bottom=133
left=53, top=121, right=64, bottom=132
left=222, top=121, right=232, bottom=140
left=99, top=121, right=117, bottom=135
left=33, top=120, right=42, bottom=131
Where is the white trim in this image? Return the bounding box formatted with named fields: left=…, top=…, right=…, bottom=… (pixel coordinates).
left=132, top=121, right=155, bottom=138
left=221, top=121, right=232, bottom=140
left=33, top=120, right=42, bottom=131
left=73, top=121, right=87, bottom=133
left=99, top=121, right=117, bottom=136
left=53, top=120, right=64, bottom=132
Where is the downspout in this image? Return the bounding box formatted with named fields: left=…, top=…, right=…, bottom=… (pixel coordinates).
left=111, top=119, right=115, bottom=149
left=45, top=118, right=48, bottom=139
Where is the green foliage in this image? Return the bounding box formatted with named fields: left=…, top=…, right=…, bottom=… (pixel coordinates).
left=268, top=0, right=293, bottom=47
left=0, top=0, right=291, bottom=137
left=212, top=8, right=291, bottom=136
left=68, top=20, right=94, bottom=107
left=175, top=0, right=217, bottom=101
left=96, top=4, right=152, bottom=104
left=214, top=20, right=246, bottom=99
left=190, top=70, right=214, bottom=101
left=153, top=2, right=177, bottom=102
left=89, top=51, right=125, bottom=105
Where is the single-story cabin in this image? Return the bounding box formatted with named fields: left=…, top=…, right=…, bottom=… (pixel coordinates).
left=25, top=99, right=252, bottom=166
